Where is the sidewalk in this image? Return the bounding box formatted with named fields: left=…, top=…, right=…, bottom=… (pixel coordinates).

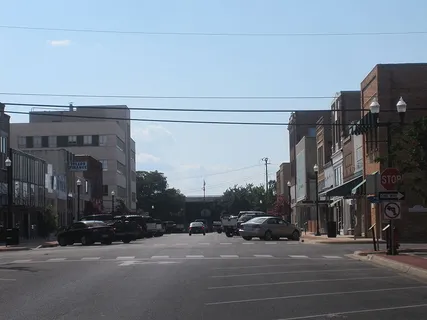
left=0, top=238, right=58, bottom=252
left=301, top=232, right=385, bottom=244
left=350, top=249, right=427, bottom=280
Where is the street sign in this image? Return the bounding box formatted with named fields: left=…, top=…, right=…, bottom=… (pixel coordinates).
left=383, top=202, right=401, bottom=220
left=378, top=191, right=405, bottom=201
left=380, top=168, right=402, bottom=190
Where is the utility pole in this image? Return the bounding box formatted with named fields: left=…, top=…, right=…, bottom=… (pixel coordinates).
left=261, top=157, right=270, bottom=211
left=202, top=180, right=206, bottom=207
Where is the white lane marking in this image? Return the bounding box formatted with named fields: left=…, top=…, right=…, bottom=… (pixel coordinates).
left=205, top=286, right=427, bottom=306
left=220, top=255, right=239, bottom=258
left=116, top=256, right=135, bottom=260
left=151, top=256, right=170, bottom=259
left=119, top=261, right=137, bottom=266
left=186, top=255, right=204, bottom=258
left=276, top=303, right=427, bottom=320
left=220, top=243, right=232, bottom=245
left=289, top=255, right=309, bottom=259
left=265, top=242, right=277, bottom=244
left=11, top=260, right=32, bottom=263
left=81, top=257, right=101, bottom=261
left=254, top=254, right=274, bottom=258
left=175, top=243, right=188, bottom=246
left=47, top=258, right=66, bottom=261
left=211, top=267, right=378, bottom=278
left=208, top=276, right=400, bottom=290
left=199, top=243, right=210, bottom=245
left=0, top=278, right=16, bottom=281
left=242, top=242, right=254, bottom=245
left=212, top=260, right=359, bottom=270
left=323, top=255, right=343, bottom=259
left=154, top=243, right=166, bottom=246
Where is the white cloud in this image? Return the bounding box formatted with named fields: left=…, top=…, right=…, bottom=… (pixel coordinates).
left=136, top=153, right=160, bottom=164
left=47, top=40, right=72, bottom=47
left=132, top=124, right=175, bottom=143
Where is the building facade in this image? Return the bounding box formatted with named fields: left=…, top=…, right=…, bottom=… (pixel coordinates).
left=10, top=104, right=137, bottom=212
left=0, top=104, right=10, bottom=205
left=276, top=162, right=291, bottom=196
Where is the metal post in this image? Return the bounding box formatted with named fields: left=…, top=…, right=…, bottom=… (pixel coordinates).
left=386, top=123, right=396, bottom=255
left=77, top=185, right=81, bottom=221
left=6, top=149, right=13, bottom=229
left=287, top=185, right=292, bottom=223
left=315, top=170, right=321, bottom=236
left=112, top=194, right=115, bottom=213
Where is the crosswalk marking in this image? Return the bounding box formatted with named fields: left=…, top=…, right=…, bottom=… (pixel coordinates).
left=11, top=260, right=31, bottom=263
left=220, top=255, right=239, bottom=258
left=220, top=243, right=232, bottom=245
left=116, top=256, right=135, bottom=260
left=175, top=243, right=188, bottom=246
left=254, top=254, right=273, bottom=258
left=323, top=255, right=343, bottom=259
left=151, top=255, right=170, bottom=259
left=154, top=243, right=167, bottom=246
left=265, top=242, right=277, bottom=245
left=81, top=257, right=101, bottom=260
left=289, top=255, right=309, bottom=259
left=186, top=255, right=204, bottom=258
left=242, top=242, right=254, bottom=245
left=47, top=258, right=66, bottom=261
left=199, top=243, right=210, bottom=245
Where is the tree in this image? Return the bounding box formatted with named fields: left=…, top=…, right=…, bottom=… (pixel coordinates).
left=115, top=199, right=130, bottom=214
left=376, top=116, right=427, bottom=204
left=221, top=180, right=276, bottom=215
left=136, top=170, right=185, bottom=219
left=272, top=194, right=291, bottom=216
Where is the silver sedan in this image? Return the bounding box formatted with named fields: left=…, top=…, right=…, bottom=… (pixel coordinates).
left=239, top=216, right=300, bottom=241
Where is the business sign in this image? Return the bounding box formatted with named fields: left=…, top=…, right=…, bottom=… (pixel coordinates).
left=69, top=161, right=88, bottom=171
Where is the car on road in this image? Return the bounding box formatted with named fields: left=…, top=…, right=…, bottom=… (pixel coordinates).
left=239, top=216, right=300, bottom=241
left=194, top=219, right=209, bottom=232
left=57, top=221, right=115, bottom=246
left=221, top=211, right=266, bottom=237
left=164, top=221, right=176, bottom=233
left=153, top=219, right=165, bottom=237
left=188, top=222, right=206, bottom=236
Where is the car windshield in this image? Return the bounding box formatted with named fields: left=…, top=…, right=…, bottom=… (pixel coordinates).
left=83, top=221, right=108, bottom=227
left=238, top=214, right=255, bottom=222
left=81, top=214, right=112, bottom=221
left=190, top=222, right=203, bottom=227
left=246, top=217, right=269, bottom=224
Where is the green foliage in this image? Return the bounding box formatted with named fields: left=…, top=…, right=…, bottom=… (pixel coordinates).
left=221, top=180, right=276, bottom=215
left=40, top=206, right=58, bottom=236
left=376, top=116, right=427, bottom=204
left=136, top=170, right=185, bottom=220
left=115, top=199, right=130, bottom=214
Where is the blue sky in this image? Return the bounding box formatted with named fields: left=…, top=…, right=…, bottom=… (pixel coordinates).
left=1, top=0, right=426, bottom=195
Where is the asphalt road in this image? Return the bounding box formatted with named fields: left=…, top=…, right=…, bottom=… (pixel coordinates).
left=1, top=233, right=427, bottom=319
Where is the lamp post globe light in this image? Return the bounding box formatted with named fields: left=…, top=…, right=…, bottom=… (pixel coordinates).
left=111, top=190, right=115, bottom=214
left=76, top=179, right=82, bottom=221
left=369, top=96, right=407, bottom=256
left=313, top=164, right=321, bottom=236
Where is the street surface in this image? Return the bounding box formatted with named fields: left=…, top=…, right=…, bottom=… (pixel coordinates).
left=1, top=233, right=427, bottom=319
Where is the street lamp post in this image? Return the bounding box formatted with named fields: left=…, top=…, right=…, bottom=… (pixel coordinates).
left=287, top=181, right=292, bottom=223
left=313, top=164, right=321, bottom=236
left=5, top=156, right=12, bottom=230
left=111, top=190, right=115, bottom=214
left=369, top=96, right=407, bottom=256
left=67, top=192, right=73, bottom=225
left=76, top=179, right=82, bottom=221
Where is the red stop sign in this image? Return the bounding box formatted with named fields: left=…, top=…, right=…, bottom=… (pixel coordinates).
left=380, top=168, right=402, bottom=190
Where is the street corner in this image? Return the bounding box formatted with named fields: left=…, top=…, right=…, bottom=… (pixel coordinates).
left=36, top=241, right=58, bottom=249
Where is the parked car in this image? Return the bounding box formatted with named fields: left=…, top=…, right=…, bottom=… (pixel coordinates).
left=221, top=211, right=266, bottom=237
left=57, top=221, right=115, bottom=246
left=164, top=221, right=176, bottom=234
left=153, top=219, right=165, bottom=237
left=194, top=219, right=210, bottom=232
left=239, top=216, right=300, bottom=241
left=189, top=222, right=206, bottom=236
left=212, top=221, right=222, bottom=233
left=113, top=215, right=147, bottom=239
left=140, top=216, right=158, bottom=237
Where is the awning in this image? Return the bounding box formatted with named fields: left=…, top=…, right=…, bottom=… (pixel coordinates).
left=319, top=176, right=363, bottom=198
left=329, top=197, right=343, bottom=207
left=348, top=112, right=377, bottom=136
left=351, top=179, right=366, bottom=196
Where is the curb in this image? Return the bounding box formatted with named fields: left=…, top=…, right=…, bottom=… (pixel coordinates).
left=301, top=239, right=385, bottom=245
left=0, top=247, right=31, bottom=252
left=36, top=243, right=59, bottom=249
left=348, top=252, right=427, bottom=280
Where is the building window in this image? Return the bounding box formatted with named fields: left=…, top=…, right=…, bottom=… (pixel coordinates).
left=18, top=136, right=26, bottom=148
left=0, top=136, right=7, bottom=154
left=26, top=136, right=34, bottom=148
left=99, top=135, right=107, bottom=146
left=48, top=136, right=57, bottom=147
left=102, top=185, right=108, bottom=196
left=356, top=146, right=363, bottom=171
left=116, top=137, right=125, bottom=152
left=100, top=160, right=108, bottom=171
left=83, top=135, right=92, bottom=145
left=117, top=186, right=126, bottom=198
left=33, top=136, right=42, bottom=148
left=317, top=145, right=324, bottom=169
left=68, top=135, right=77, bottom=144
left=117, top=161, right=126, bottom=175
left=131, top=150, right=136, bottom=161
left=85, top=180, right=89, bottom=194
left=334, top=167, right=342, bottom=186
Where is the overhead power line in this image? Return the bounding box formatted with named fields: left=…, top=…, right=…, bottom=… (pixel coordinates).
left=6, top=102, right=378, bottom=113
left=1, top=25, right=426, bottom=37
left=3, top=110, right=409, bottom=127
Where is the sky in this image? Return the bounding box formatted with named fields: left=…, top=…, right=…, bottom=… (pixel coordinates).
left=1, top=0, right=427, bottom=196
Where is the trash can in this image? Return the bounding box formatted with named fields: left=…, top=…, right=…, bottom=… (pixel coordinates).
left=5, top=228, right=20, bottom=246
left=327, top=221, right=337, bottom=238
